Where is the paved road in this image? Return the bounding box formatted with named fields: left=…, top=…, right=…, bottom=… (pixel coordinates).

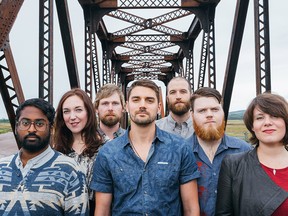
left=0, top=132, right=18, bottom=158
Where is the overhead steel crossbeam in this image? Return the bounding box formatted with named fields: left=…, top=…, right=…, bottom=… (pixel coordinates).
left=39, top=0, right=53, bottom=103
left=127, top=60, right=167, bottom=67
left=108, top=9, right=193, bottom=39
left=125, top=35, right=177, bottom=42
left=79, top=0, right=220, bottom=89
left=92, top=0, right=219, bottom=8
left=254, top=0, right=271, bottom=94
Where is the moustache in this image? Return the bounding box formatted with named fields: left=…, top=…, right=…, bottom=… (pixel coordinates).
left=174, top=101, right=184, bottom=105
left=105, top=113, right=116, bottom=117
left=24, top=133, right=41, bottom=140
left=136, top=109, right=149, bottom=115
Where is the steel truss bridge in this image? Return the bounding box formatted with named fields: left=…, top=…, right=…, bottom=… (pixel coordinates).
left=0, top=0, right=271, bottom=147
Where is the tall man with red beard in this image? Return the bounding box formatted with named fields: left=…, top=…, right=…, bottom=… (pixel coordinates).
left=156, top=77, right=194, bottom=138
left=94, top=84, right=126, bottom=143
left=187, top=87, right=252, bottom=216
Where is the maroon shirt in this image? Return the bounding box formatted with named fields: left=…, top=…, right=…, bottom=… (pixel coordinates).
left=261, top=164, right=288, bottom=215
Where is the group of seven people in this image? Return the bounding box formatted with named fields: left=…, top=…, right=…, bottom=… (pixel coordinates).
left=0, top=77, right=287, bottom=215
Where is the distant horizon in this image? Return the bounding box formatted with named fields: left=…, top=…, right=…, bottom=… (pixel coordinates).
left=0, top=109, right=246, bottom=120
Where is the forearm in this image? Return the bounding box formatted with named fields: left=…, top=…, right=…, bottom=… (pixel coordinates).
left=94, top=192, right=112, bottom=216
left=181, top=180, right=200, bottom=216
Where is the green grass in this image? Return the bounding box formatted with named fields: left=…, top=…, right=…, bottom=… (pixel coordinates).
left=0, top=122, right=12, bottom=134
left=226, top=120, right=250, bottom=142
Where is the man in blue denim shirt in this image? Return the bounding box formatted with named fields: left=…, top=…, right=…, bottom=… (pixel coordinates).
left=187, top=87, right=252, bottom=216
left=91, top=79, right=201, bottom=216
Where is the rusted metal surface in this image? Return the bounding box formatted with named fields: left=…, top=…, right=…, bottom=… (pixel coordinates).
left=55, top=0, right=80, bottom=89
left=0, top=43, right=25, bottom=149
left=0, top=0, right=24, bottom=49
left=254, top=0, right=271, bottom=94
left=222, top=0, right=250, bottom=121
left=39, top=0, right=54, bottom=103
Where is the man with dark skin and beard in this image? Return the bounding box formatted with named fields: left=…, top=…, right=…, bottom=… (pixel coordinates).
left=94, top=84, right=125, bottom=143
left=0, top=98, right=89, bottom=215
left=186, top=87, right=252, bottom=216
left=156, top=77, right=194, bottom=138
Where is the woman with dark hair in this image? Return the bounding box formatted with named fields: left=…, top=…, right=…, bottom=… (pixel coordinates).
left=216, top=93, right=288, bottom=216
left=53, top=88, right=102, bottom=215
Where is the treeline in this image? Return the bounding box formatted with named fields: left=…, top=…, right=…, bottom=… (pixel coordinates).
left=228, top=110, right=245, bottom=120
left=0, top=119, right=10, bottom=123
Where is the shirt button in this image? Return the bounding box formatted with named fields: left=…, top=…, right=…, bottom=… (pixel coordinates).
left=144, top=191, right=147, bottom=194
left=213, top=172, right=216, bottom=176
left=215, top=190, right=217, bottom=194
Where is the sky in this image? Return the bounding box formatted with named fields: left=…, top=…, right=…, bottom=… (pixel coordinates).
left=1, top=0, right=288, bottom=118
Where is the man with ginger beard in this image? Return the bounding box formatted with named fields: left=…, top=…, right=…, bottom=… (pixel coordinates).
left=94, top=84, right=126, bottom=143
left=187, top=87, right=252, bottom=216
left=156, top=77, right=194, bottom=138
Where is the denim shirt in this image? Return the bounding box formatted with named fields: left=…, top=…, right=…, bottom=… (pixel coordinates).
left=91, top=126, right=200, bottom=216
left=186, top=133, right=252, bottom=216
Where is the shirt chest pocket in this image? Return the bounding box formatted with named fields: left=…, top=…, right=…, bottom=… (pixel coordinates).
left=150, top=163, right=179, bottom=187
left=112, top=167, right=141, bottom=192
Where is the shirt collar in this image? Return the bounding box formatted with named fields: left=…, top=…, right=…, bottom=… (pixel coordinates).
left=167, top=113, right=193, bottom=127
left=16, top=145, right=55, bottom=170
left=98, top=125, right=125, bottom=139
left=122, top=125, right=163, bottom=148
left=191, top=133, right=243, bottom=153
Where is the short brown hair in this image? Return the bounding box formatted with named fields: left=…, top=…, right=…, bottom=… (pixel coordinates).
left=94, top=84, right=125, bottom=109
left=190, top=87, right=222, bottom=111
left=243, top=93, right=288, bottom=146
left=127, top=79, right=160, bottom=102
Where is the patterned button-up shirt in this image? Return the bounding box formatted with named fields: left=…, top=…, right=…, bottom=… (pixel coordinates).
left=91, top=126, right=200, bottom=216
left=0, top=146, right=89, bottom=215
left=186, top=133, right=252, bottom=216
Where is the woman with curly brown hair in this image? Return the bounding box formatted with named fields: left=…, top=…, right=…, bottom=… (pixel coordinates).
left=53, top=88, right=102, bottom=215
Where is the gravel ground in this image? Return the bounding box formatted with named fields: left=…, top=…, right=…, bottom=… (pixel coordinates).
left=0, top=132, right=18, bottom=159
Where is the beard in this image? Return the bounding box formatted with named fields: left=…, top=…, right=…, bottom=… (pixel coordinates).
left=100, top=114, right=120, bottom=127
left=17, top=131, right=50, bottom=153
left=168, top=100, right=190, bottom=116
left=130, top=110, right=156, bottom=126
left=193, top=119, right=225, bottom=141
